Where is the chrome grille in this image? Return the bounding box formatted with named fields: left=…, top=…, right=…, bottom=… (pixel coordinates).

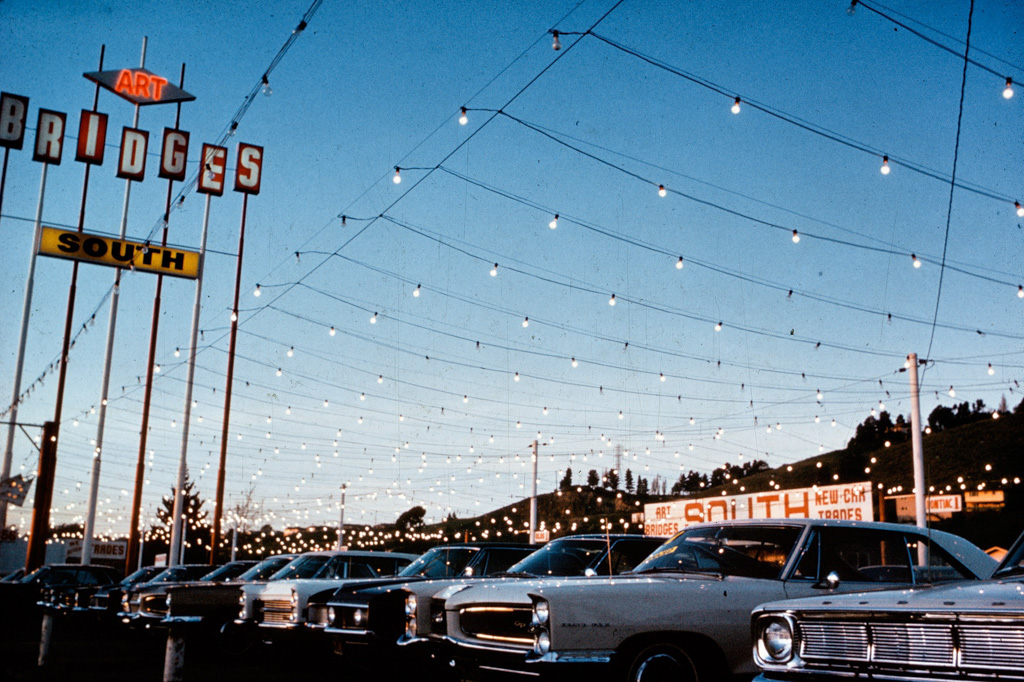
left=793, top=617, right=1024, bottom=679
left=429, top=597, right=446, bottom=636
left=871, top=623, right=953, bottom=665
left=458, top=605, right=534, bottom=646
left=261, top=598, right=294, bottom=624
left=139, top=594, right=168, bottom=617
left=960, top=625, right=1024, bottom=672
left=801, top=622, right=869, bottom=661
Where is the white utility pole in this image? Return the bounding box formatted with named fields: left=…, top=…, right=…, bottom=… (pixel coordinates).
left=529, top=440, right=538, bottom=544
left=336, top=485, right=347, bottom=550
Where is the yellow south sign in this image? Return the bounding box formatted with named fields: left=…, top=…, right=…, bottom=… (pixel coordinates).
left=39, top=227, right=200, bottom=279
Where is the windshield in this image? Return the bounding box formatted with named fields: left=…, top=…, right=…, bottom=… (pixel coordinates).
left=268, top=555, right=331, bottom=580
left=149, top=566, right=210, bottom=584
left=632, top=525, right=802, bottom=579
left=994, top=534, right=1024, bottom=577
left=120, top=566, right=163, bottom=587
left=200, top=562, right=253, bottom=582
left=238, top=556, right=293, bottom=581
left=398, top=547, right=476, bottom=578
left=21, top=566, right=50, bottom=584
left=506, top=539, right=608, bottom=576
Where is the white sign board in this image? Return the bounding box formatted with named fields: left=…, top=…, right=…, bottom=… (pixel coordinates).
left=65, top=538, right=127, bottom=561
left=892, top=493, right=962, bottom=520
left=643, top=481, right=873, bottom=537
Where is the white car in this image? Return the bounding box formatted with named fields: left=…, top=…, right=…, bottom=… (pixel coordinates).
left=235, top=550, right=417, bottom=633
left=440, top=519, right=994, bottom=682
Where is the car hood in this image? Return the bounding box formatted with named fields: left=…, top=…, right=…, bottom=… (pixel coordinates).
left=260, top=578, right=360, bottom=599
left=445, top=572, right=725, bottom=609
left=756, top=575, right=1024, bottom=615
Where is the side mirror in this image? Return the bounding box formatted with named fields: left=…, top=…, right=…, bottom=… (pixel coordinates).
left=815, top=569, right=839, bottom=589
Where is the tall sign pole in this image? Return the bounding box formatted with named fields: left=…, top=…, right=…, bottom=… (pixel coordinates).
left=907, top=353, right=927, bottom=531
left=335, top=485, right=347, bottom=550
left=82, top=38, right=147, bottom=564
left=210, top=143, right=263, bottom=563
left=529, top=440, right=539, bottom=544
left=168, top=145, right=221, bottom=566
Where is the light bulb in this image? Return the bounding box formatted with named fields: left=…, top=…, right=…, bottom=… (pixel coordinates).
left=988, top=363, right=995, bottom=375
left=542, top=407, right=548, bottom=415
left=831, top=419, right=836, bottom=427
left=1004, top=78, right=1014, bottom=100
left=329, top=326, right=336, bottom=336
left=370, top=312, right=378, bottom=324
left=514, top=372, right=520, bottom=382
left=949, top=386, right=956, bottom=397
left=549, top=214, right=558, bottom=230
left=287, top=346, right=294, bottom=357
left=231, top=311, right=238, bottom=322
left=608, top=294, right=616, bottom=306
left=714, top=321, right=722, bottom=331
left=618, top=411, right=624, bottom=420
left=659, top=373, right=666, bottom=382
left=378, top=375, right=383, bottom=383
left=571, top=357, right=577, bottom=367
left=463, top=395, right=468, bottom=403
left=360, top=393, right=366, bottom=401
left=323, top=399, right=329, bottom=407
left=174, top=348, right=180, bottom=357
left=392, top=167, right=402, bottom=184
left=880, top=155, right=890, bottom=175
left=254, top=284, right=261, bottom=297
left=731, top=97, right=741, bottom=114
left=1016, top=202, right=1024, bottom=217
left=658, top=184, right=667, bottom=197
left=552, top=30, right=561, bottom=51
left=522, top=317, right=529, bottom=328
left=261, top=75, right=272, bottom=96
left=814, top=415, right=820, bottom=423
left=490, top=263, right=498, bottom=277
left=791, top=230, right=800, bottom=243
left=912, top=253, right=921, bottom=268
left=154, top=364, right=161, bottom=373
left=1019, top=285, right=1024, bottom=298
left=459, top=107, right=468, bottom=125
left=229, top=121, right=238, bottom=137
left=675, top=256, right=683, bottom=269
left=413, top=284, right=421, bottom=297
left=847, top=0, right=857, bottom=15
left=690, top=417, right=695, bottom=425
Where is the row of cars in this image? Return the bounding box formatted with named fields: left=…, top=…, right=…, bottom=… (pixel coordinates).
left=22, top=517, right=1024, bottom=680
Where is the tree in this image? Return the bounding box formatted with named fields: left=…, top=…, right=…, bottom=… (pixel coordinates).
left=624, top=469, right=634, bottom=494
left=395, top=505, right=426, bottom=533
left=586, top=469, right=600, bottom=487
left=636, top=476, right=649, bottom=497
left=606, top=468, right=620, bottom=491
left=559, top=467, right=573, bottom=491
left=157, top=470, right=208, bottom=534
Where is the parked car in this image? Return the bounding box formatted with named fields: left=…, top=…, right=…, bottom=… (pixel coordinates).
left=751, top=528, right=1024, bottom=682
left=118, top=564, right=222, bottom=624
left=124, top=561, right=256, bottom=628
left=322, top=534, right=665, bottom=671
left=88, top=565, right=166, bottom=618
left=0, top=563, right=122, bottom=638
left=235, top=550, right=418, bottom=638
left=439, top=519, right=995, bottom=682
left=162, top=553, right=298, bottom=644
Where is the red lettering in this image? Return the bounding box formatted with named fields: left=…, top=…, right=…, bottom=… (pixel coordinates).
left=754, top=494, right=780, bottom=518
left=159, top=129, right=189, bottom=181
left=683, top=502, right=705, bottom=524
left=76, top=110, right=108, bottom=164
left=117, top=128, right=148, bottom=181
left=132, top=72, right=149, bottom=97
left=115, top=70, right=134, bottom=94
left=149, top=76, right=168, bottom=100
left=707, top=500, right=730, bottom=522
left=784, top=491, right=810, bottom=518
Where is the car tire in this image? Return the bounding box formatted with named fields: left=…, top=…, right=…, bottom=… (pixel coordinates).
left=626, top=642, right=699, bottom=682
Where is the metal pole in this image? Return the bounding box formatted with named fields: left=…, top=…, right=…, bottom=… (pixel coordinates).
left=0, top=163, right=48, bottom=532
left=25, top=422, right=57, bottom=572
left=83, top=40, right=144, bottom=565
left=210, top=193, right=248, bottom=563
left=169, top=193, right=212, bottom=566
left=125, top=62, right=186, bottom=576
left=529, top=440, right=538, bottom=544
left=907, top=353, right=927, bottom=530
left=336, top=486, right=346, bottom=550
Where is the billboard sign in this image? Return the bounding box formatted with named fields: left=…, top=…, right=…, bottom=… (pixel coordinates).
left=38, top=227, right=200, bottom=279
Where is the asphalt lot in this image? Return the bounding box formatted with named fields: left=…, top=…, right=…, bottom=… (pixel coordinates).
left=1, top=615, right=365, bottom=681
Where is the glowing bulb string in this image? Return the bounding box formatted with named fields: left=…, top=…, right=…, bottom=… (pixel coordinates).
left=396, top=175, right=1024, bottom=337
left=586, top=31, right=1018, bottom=206
left=240, top=1, right=627, bottom=336
left=922, top=0, right=975, bottom=383
left=491, top=113, right=1023, bottom=292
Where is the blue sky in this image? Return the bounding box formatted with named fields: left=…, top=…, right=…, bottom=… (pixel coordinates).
left=0, top=0, right=1021, bottom=536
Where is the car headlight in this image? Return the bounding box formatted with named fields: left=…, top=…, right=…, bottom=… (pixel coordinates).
left=122, top=594, right=130, bottom=607
left=238, top=595, right=248, bottom=619
left=353, top=609, right=364, bottom=626
left=327, top=607, right=336, bottom=626
left=756, top=615, right=796, bottom=664
left=405, top=594, right=417, bottom=616
left=531, top=600, right=549, bottom=627
left=404, top=594, right=418, bottom=637
left=534, top=630, right=551, bottom=656
left=290, top=589, right=298, bottom=606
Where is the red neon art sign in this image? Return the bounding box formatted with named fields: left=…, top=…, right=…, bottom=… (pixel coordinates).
left=84, top=68, right=195, bottom=106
